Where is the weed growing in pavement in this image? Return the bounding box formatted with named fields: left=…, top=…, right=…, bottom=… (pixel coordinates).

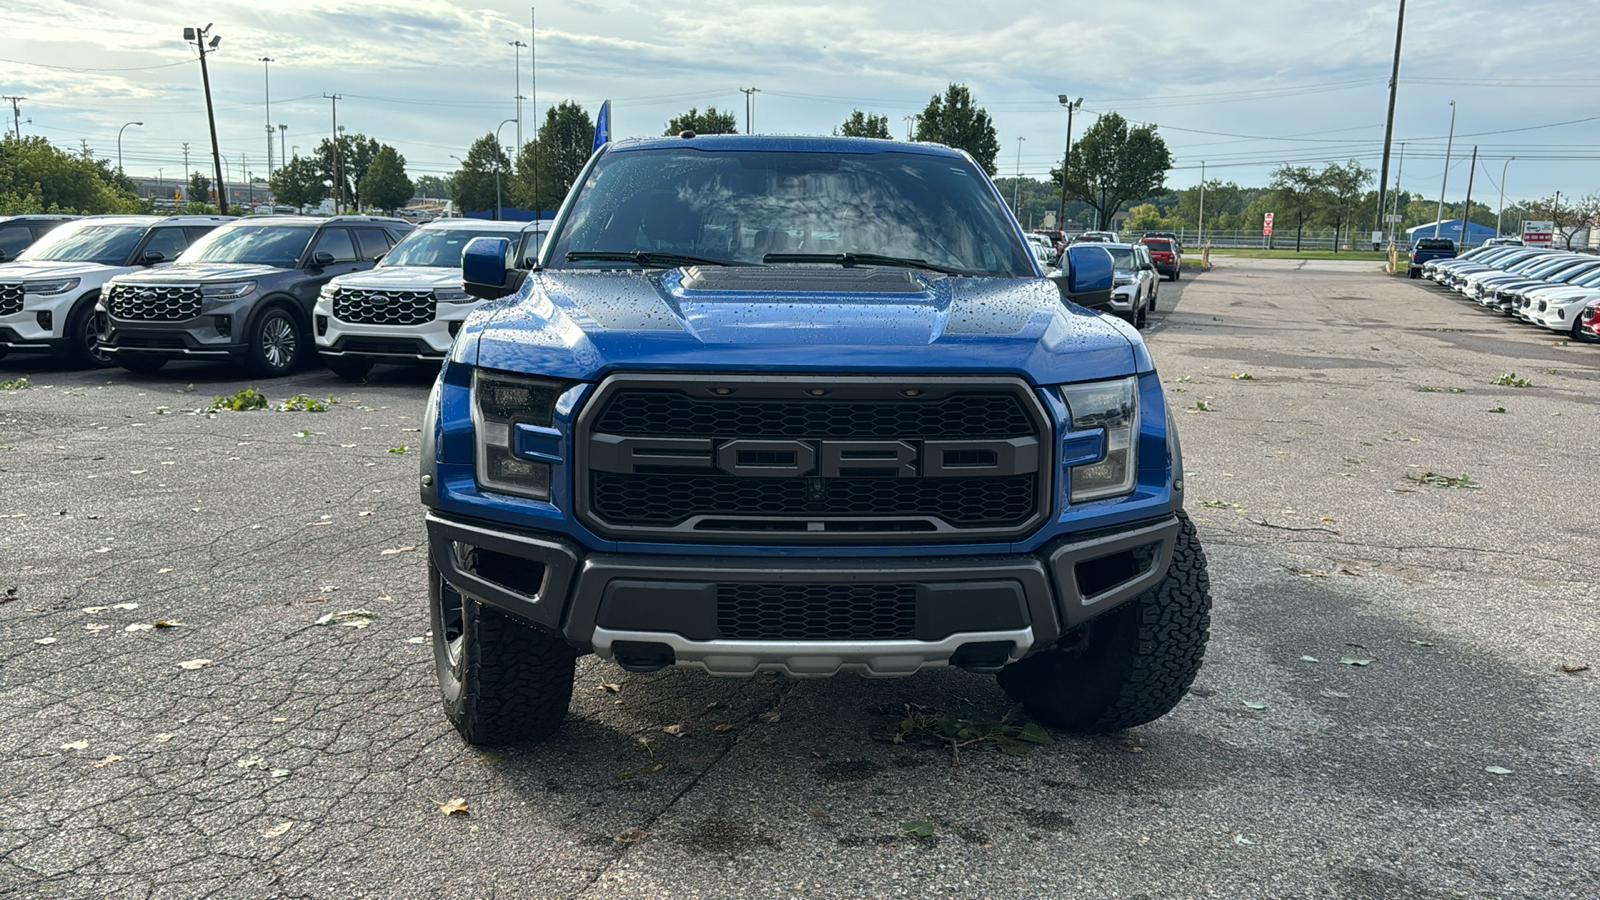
left=1490, top=373, right=1533, bottom=387
left=1487, top=407, right=1507, bottom=414
left=388, top=445, right=408, bottom=454
left=1416, top=386, right=1466, bottom=393
left=1229, top=372, right=1254, bottom=380
left=1406, top=471, right=1477, bottom=488
left=876, top=702, right=1052, bottom=767
left=208, top=388, right=269, bottom=411
left=279, top=394, right=335, bottom=412
left=0, top=375, right=33, bottom=390
left=1193, top=400, right=1211, bottom=411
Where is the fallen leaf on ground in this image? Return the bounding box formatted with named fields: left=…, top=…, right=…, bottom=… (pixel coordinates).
left=600, top=683, right=621, bottom=693
left=154, top=733, right=173, bottom=742
left=82, top=606, right=109, bottom=614
left=380, top=546, right=416, bottom=555
left=83, top=623, right=110, bottom=632
left=1242, top=701, right=1268, bottom=710
left=759, top=711, right=781, bottom=724
left=1484, top=765, right=1512, bottom=775
left=1560, top=664, right=1589, bottom=674
left=60, top=740, right=90, bottom=751
left=1118, top=740, right=1144, bottom=753
left=902, top=820, right=936, bottom=837
left=314, top=609, right=378, bottom=628
left=1338, top=655, right=1374, bottom=666
left=112, top=602, right=139, bottom=610
left=714, top=723, right=736, bottom=733
left=91, top=754, right=122, bottom=768
left=616, top=828, right=647, bottom=842
left=1234, top=834, right=1257, bottom=846
left=406, top=636, right=426, bottom=644
left=432, top=797, right=469, bottom=817
left=662, top=724, right=688, bottom=738
left=262, top=822, right=294, bottom=838
left=237, top=756, right=267, bottom=770
left=153, top=621, right=184, bottom=629
left=1299, top=655, right=1319, bottom=662
left=176, top=658, right=213, bottom=670
left=1404, top=639, right=1435, bottom=647
left=157, top=567, right=173, bottom=574
left=1320, top=689, right=1351, bottom=699
left=34, top=637, right=57, bottom=645
left=270, top=769, right=290, bottom=778
left=125, top=623, right=154, bottom=632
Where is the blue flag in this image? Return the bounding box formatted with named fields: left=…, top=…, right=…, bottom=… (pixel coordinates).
left=591, top=100, right=611, bottom=155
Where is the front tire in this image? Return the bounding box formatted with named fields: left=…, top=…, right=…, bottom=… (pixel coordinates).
left=248, top=306, right=303, bottom=378
left=998, top=512, right=1211, bottom=732
left=430, top=561, right=576, bottom=745
left=63, top=295, right=114, bottom=368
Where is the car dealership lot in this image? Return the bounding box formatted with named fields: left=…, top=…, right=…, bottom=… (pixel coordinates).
left=2, top=258, right=1596, bottom=898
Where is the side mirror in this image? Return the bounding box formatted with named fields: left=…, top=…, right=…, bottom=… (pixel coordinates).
left=312, top=250, right=335, bottom=267
left=463, top=236, right=515, bottom=300
left=142, top=250, right=165, bottom=265
left=0, top=250, right=9, bottom=263
left=1066, top=244, right=1114, bottom=294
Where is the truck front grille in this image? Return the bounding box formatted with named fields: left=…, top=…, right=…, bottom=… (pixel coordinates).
left=105, top=284, right=202, bottom=321
left=717, top=583, right=916, bottom=640
left=0, top=283, right=22, bottom=316
left=576, top=375, right=1051, bottom=544
left=333, top=288, right=435, bottom=326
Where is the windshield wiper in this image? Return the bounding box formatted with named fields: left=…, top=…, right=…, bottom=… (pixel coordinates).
left=762, top=252, right=970, bottom=276
left=565, top=250, right=744, bottom=268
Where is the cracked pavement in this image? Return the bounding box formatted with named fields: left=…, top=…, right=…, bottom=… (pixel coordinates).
left=1, top=257, right=1597, bottom=898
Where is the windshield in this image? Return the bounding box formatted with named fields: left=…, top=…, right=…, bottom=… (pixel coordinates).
left=17, top=222, right=145, bottom=265
left=382, top=228, right=525, bottom=269
left=1107, top=248, right=1135, bottom=270
left=545, top=147, right=1032, bottom=276
left=178, top=224, right=318, bottom=267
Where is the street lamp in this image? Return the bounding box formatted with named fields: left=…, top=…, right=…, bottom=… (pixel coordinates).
left=494, top=117, right=517, bottom=220
left=116, top=121, right=142, bottom=175
left=1055, top=95, right=1082, bottom=232
left=1433, top=100, right=1456, bottom=239
left=1496, top=157, right=1515, bottom=238
left=509, top=41, right=527, bottom=152
left=278, top=124, right=288, bottom=167
left=259, top=57, right=274, bottom=180
left=181, top=24, right=228, bottom=213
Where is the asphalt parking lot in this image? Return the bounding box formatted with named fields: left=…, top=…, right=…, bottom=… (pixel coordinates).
left=2, top=258, right=1597, bottom=899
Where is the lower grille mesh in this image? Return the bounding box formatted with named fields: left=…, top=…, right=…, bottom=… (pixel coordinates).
left=717, top=583, right=916, bottom=640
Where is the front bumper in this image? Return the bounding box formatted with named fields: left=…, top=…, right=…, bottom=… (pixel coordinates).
left=313, top=297, right=466, bottom=361
left=425, top=510, right=1180, bottom=677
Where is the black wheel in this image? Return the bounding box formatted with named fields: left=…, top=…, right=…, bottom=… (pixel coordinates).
left=1149, top=286, right=1158, bottom=313
left=325, top=356, right=373, bottom=380
left=430, top=560, right=576, bottom=745
left=248, top=306, right=303, bottom=378
left=1135, top=297, right=1148, bottom=329
left=63, top=295, right=114, bottom=368
left=998, top=512, right=1211, bottom=732
left=1408, top=267, right=1420, bottom=279
left=1572, top=314, right=1598, bottom=343
left=116, top=353, right=167, bottom=374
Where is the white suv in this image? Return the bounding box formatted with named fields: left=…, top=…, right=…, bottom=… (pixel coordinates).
left=0, top=215, right=231, bottom=366
left=313, top=218, right=548, bottom=379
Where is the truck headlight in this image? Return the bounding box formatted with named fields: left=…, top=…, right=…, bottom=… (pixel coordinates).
left=434, top=288, right=475, bottom=304
left=23, top=278, right=80, bottom=295
left=201, top=282, right=256, bottom=301
left=472, top=369, right=563, bottom=500
left=1060, top=376, right=1138, bottom=502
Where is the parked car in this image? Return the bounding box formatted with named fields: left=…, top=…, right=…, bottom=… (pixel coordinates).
left=314, top=218, right=548, bottom=379
left=0, top=214, right=79, bottom=264
left=1528, top=287, right=1600, bottom=338
left=1408, top=238, right=1456, bottom=278
left=1578, top=300, right=1600, bottom=341
left=1030, top=229, right=1066, bottom=257
left=1140, top=237, right=1182, bottom=281
left=1073, top=230, right=1121, bottom=244
left=98, top=215, right=412, bottom=376
left=1141, top=231, right=1183, bottom=253
left=1090, top=242, right=1157, bottom=327
left=1512, top=266, right=1600, bottom=321
left=0, top=215, right=230, bottom=366
left=1482, top=258, right=1600, bottom=314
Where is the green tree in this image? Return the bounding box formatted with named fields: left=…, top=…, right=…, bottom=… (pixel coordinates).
left=838, top=110, right=891, bottom=139
left=1053, top=112, right=1171, bottom=230
left=1315, top=159, right=1374, bottom=251
left=513, top=100, right=593, bottom=212
left=450, top=134, right=511, bottom=215
left=267, top=156, right=327, bottom=213
left=0, top=134, right=142, bottom=214
left=360, top=145, right=413, bottom=213
left=664, top=107, right=737, bottom=136
left=314, top=133, right=381, bottom=211
left=187, top=171, right=212, bottom=206
left=913, top=84, right=1000, bottom=174
left=414, top=174, right=454, bottom=200
left=1267, top=164, right=1322, bottom=251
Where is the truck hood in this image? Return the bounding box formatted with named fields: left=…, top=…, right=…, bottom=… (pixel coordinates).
left=328, top=266, right=458, bottom=291
left=0, top=260, right=130, bottom=282
left=462, top=268, right=1147, bottom=383
left=113, top=263, right=284, bottom=285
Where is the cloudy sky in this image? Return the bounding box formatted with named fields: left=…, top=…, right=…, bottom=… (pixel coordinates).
left=4, top=0, right=1597, bottom=205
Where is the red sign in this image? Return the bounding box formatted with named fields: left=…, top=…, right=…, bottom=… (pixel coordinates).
left=1263, top=212, right=1274, bottom=236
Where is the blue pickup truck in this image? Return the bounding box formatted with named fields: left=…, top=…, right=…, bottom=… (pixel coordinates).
left=419, top=134, right=1210, bottom=745
left=1408, top=237, right=1457, bottom=278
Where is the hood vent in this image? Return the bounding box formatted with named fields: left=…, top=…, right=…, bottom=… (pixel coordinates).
left=680, top=265, right=927, bottom=294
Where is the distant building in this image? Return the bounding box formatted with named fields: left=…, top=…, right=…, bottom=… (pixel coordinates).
left=1405, top=219, right=1498, bottom=247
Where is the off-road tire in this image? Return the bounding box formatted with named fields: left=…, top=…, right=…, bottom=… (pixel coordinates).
left=430, top=561, right=576, bottom=745
left=997, top=511, right=1211, bottom=732
left=116, top=352, right=167, bottom=374
left=325, top=356, right=373, bottom=380
left=63, top=294, right=114, bottom=368
left=247, top=306, right=303, bottom=378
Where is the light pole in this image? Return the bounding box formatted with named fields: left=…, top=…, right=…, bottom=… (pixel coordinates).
left=495, top=117, right=517, bottom=220
left=278, top=124, right=288, bottom=166
left=181, top=142, right=190, bottom=196
left=510, top=40, right=526, bottom=152
left=1496, top=157, right=1515, bottom=237
left=259, top=57, right=274, bottom=179
left=1055, top=95, right=1082, bottom=231
left=1012, top=136, right=1025, bottom=214
left=1433, top=100, right=1456, bottom=238
left=324, top=93, right=343, bottom=212
left=904, top=116, right=914, bottom=140
left=1197, top=161, right=1206, bottom=247
left=740, top=87, right=760, bottom=134
left=117, top=121, right=142, bottom=175
left=1389, top=142, right=1406, bottom=245
left=182, top=24, right=228, bottom=213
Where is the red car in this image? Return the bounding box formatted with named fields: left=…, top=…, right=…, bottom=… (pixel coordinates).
left=1140, top=237, right=1183, bottom=281
left=1579, top=300, right=1600, bottom=342
left=1031, top=230, right=1066, bottom=257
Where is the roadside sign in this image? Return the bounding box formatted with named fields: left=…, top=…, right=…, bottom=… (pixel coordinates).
left=1384, top=214, right=1403, bottom=223
left=1263, top=212, right=1274, bottom=236
left=1522, top=220, right=1553, bottom=246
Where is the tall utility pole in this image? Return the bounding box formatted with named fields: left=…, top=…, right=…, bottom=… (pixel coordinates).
left=1012, top=136, right=1025, bottom=214
left=741, top=87, right=760, bottom=134
left=2, top=96, right=23, bottom=138
left=904, top=116, right=914, bottom=140
left=1496, top=157, right=1515, bottom=237
left=181, top=142, right=191, bottom=199
left=509, top=40, right=526, bottom=152
left=530, top=6, right=539, bottom=215
left=279, top=124, right=288, bottom=165
left=1433, top=100, right=1456, bottom=238
left=184, top=24, right=228, bottom=213
left=1198, top=161, right=1207, bottom=246
left=324, top=93, right=342, bottom=213
left=1055, top=95, right=1082, bottom=230
left=1389, top=142, right=1406, bottom=244
left=1458, top=145, right=1478, bottom=246
left=1375, top=0, right=1406, bottom=236
left=259, top=57, right=274, bottom=180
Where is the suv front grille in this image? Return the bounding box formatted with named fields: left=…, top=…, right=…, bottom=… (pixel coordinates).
left=333, top=288, right=434, bottom=326
left=717, top=583, right=916, bottom=640
left=577, top=375, right=1050, bottom=544
left=0, top=283, right=22, bottom=316
left=105, top=284, right=202, bottom=321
